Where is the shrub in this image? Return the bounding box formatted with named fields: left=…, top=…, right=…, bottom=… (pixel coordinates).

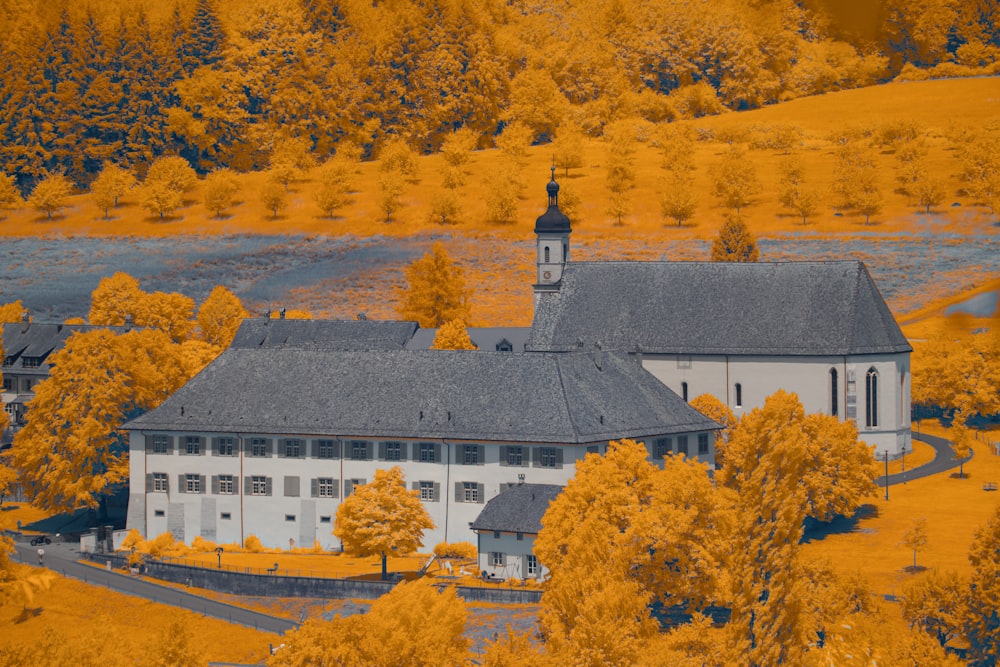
left=147, top=531, right=178, bottom=558
left=191, top=536, right=218, bottom=552
left=433, top=542, right=477, bottom=559
left=120, top=528, right=144, bottom=551
left=244, top=534, right=264, bottom=553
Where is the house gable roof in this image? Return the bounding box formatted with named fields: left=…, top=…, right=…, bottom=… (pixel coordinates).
left=471, top=484, right=562, bottom=534
left=2, top=322, right=125, bottom=373
left=125, top=349, right=718, bottom=444
left=229, top=318, right=418, bottom=351
left=526, top=261, right=911, bottom=356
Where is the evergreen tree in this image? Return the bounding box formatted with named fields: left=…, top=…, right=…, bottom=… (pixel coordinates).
left=184, top=0, right=226, bottom=74
left=710, top=214, right=760, bottom=262
left=397, top=242, right=472, bottom=328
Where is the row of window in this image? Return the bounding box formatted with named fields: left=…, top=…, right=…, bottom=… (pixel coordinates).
left=145, top=437, right=584, bottom=467
left=651, top=434, right=710, bottom=458
left=147, top=474, right=483, bottom=503
left=489, top=552, right=540, bottom=577
left=149, top=509, right=335, bottom=525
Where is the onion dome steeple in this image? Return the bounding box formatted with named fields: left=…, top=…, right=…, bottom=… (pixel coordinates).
left=534, top=166, right=572, bottom=234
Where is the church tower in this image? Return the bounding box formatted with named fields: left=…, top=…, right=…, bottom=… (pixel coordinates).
left=533, top=168, right=572, bottom=307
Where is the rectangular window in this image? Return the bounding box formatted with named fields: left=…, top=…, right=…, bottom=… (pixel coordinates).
left=419, top=481, right=436, bottom=502
left=586, top=445, right=600, bottom=454
left=184, top=436, right=201, bottom=455
left=284, top=476, right=300, bottom=497
left=490, top=552, right=505, bottom=567
left=383, top=441, right=403, bottom=461
left=154, top=510, right=165, bottom=517
left=283, top=439, right=302, bottom=458
left=654, top=438, right=672, bottom=458
left=493, top=530, right=501, bottom=539
left=350, top=441, right=369, bottom=460
left=22, top=357, right=40, bottom=368
left=418, top=443, right=436, bottom=462
left=462, top=481, right=480, bottom=503
left=317, top=478, right=336, bottom=498
left=218, top=475, right=234, bottom=495
left=216, top=437, right=234, bottom=457
left=285, top=514, right=296, bottom=522
left=220, top=512, right=231, bottom=520
left=698, top=433, right=709, bottom=455
left=251, top=475, right=268, bottom=496
left=461, top=445, right=480, bottom=465
left=152, top=435, right=171, bottom=454
left=677, top=435, right=689, bottom=456
left=526, top=555, right=539, bottom=577
left=152, top=473, right=168, bottom=493
left=317, top=440, right=336, bottom=459
left=319, top=516, right=331, bottom=523
left=516, top=532, right=524, bottom=541
left=249, top=438, right=269, bottom=457
left=539, top=447, right=557, bottom=468
left=2, top=377, right=12, bottom=390
left=506, top=446, right=524, bottom=466
left=185, top=474, right=201, bottom=493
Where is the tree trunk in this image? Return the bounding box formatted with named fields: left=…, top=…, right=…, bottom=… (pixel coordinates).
left=381, top=551, right=388, bottom=581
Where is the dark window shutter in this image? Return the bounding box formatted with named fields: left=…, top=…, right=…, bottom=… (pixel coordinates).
left=455, top=482, right=462, bottom=502
left=366, top=442, right=373, bottom=460
left=378, top=442, right=387, bottom=460
left=333, top=440, right=341, bottom=459
left=499, top=446, right=509, bottom=466
left=265, top=477, right=273, bottom=496
left=167, top=436, right=175, bottom=453
left=532, top=447, right=542, bottom=467
left=144, top=435, right=153, bottom=451
left=244, top=476, right=251, bottom=494
left=476, top=483, right=485, bottom=503
left=199, top=475, right=206, bottom=493
left=331, top=481, right=339, bottom=499
left=264, top=439, right=272, bottom=457
left=433, top=483, right=440, bottom=502
left=198, top=437, right=206, bottom=455
left=310, top=441, right=318, bottom=458
left=311, top=479, right=319, bottom=497
left=399, top=442, right=409, bottom=460
left=278, top=440, right=286, bottom=458
left=212, top=438, right=219, bottom=455
left=211, top=476, right=219, bottom=494
left=145, top=473, right=153, bottom=490
left=344, top=480, right=352, bottom=497
left=177, top=475, right=185, bottom=493
left=477, top=445, right=485, bottom=465
left=555, top=448, right=564, bottom=468
left=233, top=476, right=240, bottom=494
left=434, top=443, right=442, bottom=463
left=411, top=482, right=419, bottom=491
left=285, top=476, right=300, bottom=497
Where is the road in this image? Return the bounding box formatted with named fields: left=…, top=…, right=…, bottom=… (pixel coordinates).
left=13, top=539, right=295, bottom=635
left=876, top=432, right=964, bottom=487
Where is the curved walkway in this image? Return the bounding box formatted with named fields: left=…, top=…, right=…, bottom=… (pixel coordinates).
left=13, top=540, right=295, bottom=635
left=876, top=432, right=964, bottom=487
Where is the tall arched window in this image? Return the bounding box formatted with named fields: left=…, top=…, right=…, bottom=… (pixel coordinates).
left=830, top=368, right=838, bottom=417
left=544, top=246, right=550, bottom=263
left=865, top=367, right=878, bottom=428
left=681, top=382, right=689, bottom=402
left=734, top=383, right=742, bottom=408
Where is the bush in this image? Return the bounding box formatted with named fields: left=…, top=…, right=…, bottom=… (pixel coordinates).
left=244, top=534, right=264, bottom=553
left=433, top=542, right=477, bottom=559
left=191, top=536, right=218, bottom=552
left=147, top=531, right=178, bottom=558
left=120, top=528, right=144, bottom=551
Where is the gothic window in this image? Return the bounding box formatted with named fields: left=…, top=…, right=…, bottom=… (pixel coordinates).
left=865, top=368, right=879, bottom=428
left=735, top=383, right=742, bottom=408
left=830, top=368, right=839, bottom=417
left=681, top=382, right=689, bottom=402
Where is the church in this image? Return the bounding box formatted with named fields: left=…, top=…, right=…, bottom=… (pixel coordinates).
left=124, top=173, right=911, bottom=554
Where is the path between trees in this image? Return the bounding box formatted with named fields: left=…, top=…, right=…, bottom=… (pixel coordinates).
left=13, top=540, right=295, bottom=635
left=877, top=432, right=962, bottom=487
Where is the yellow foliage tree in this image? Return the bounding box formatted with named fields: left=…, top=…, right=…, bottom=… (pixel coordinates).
left=88, top=272, right=196, bottom=343
left=334, top=466, right=434, bottom=580
left=0, top=535, right=55, bottom=608
left=197, top=285, right=248, bottom=348
left=10, top=329, right=190, bottom=514
left=901, top=569, right=966, bottom=648
left=902, top=518, right=929, bottom=571
left=28, top=173, right=73, bottom=220
left=966, top=504, right=1000, bottom=664
left=397, top=242, right=472, bottom=328
left=535, top=439, right=729, bottom=664
left=710, top=213, right=760, bottom=262
left=271, top=579, right=468, bottom=667
left=711, top=146, right=762, bottom=215
left=430, top=319, right=476, bottom=350
left=688, top=393, right=736, bottom=465
left=949, top=410, right=974, bottom=477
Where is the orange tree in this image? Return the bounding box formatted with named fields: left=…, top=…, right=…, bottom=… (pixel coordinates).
left=333, top=467, right=434, bottom=581
left=396, top=242, right=472, bottom=328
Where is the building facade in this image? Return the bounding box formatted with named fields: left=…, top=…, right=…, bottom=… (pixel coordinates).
left=471, top=483, right=561, bottom=582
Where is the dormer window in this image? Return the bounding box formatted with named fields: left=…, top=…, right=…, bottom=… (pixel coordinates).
left=496, top=339, right=513, bottom=352
left=2, top=356, right=13, bottom=367
left=21, top=357, right=41, bottom=368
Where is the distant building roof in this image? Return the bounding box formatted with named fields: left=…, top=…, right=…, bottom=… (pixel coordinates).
left=2, top=322, right=126, bottom=374
left=125, top=349, right=717, bottom=444
left=404, top=327, right=531, bottom=352
left=527, top=261, right=911, bottom=356
left=229, top=318, right=418, bottom=351
left=471, top=484, right=563, bottom=534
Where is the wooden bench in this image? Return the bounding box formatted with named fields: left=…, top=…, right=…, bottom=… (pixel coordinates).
left=984, top=482, right=997, bottom=492
left=266, top=563, right=279, bottom=574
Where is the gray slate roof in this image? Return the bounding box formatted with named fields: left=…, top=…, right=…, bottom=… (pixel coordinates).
left=404, top=327, right=531, bottom=352
left=229, top=318, right=417, bottom=351
left=471, top=484, right=562, bottom=534
left=526, top=261, right=911, bottom=356
left=125, top=349, right=717, bottom=444
left=2, top=322, right=124, bottom=375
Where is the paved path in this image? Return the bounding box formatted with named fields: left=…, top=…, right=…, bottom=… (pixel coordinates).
left=13, top=540, right=295, bottom=635
left=876, top=432, right=964, bottom=487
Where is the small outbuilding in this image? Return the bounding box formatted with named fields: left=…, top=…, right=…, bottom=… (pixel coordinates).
left=470, top=483, right=562, bottom=582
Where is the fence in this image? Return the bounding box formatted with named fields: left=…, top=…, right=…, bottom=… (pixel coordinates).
left=974, top=430, right=999, bottom=456
left=82, top=552, right=542, bottom=604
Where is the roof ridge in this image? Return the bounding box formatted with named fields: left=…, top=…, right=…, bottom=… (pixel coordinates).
left=552, top=356, right=579, bottom=440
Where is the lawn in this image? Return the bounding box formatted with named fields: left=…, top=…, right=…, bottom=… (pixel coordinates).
left=802, top=425, right=1000, bottom=597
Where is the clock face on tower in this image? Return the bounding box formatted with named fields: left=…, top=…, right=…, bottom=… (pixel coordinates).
left=543, top=271, right=552, bottom=280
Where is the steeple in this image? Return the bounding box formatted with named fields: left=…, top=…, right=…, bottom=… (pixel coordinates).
left=533, top=168, right=572, bottom=307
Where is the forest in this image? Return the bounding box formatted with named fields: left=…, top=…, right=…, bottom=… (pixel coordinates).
left=0, top=0, right=997, bottom=193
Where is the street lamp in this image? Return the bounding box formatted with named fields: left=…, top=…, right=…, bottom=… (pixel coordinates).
left=216, top=546, right=224, bottom=569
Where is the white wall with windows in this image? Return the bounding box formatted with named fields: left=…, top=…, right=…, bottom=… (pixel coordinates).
left=641, top=352, right=911, bottom=454
left=128, top=429, right=715, bottom=550
left=476, top=530, right=547, bottom=581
